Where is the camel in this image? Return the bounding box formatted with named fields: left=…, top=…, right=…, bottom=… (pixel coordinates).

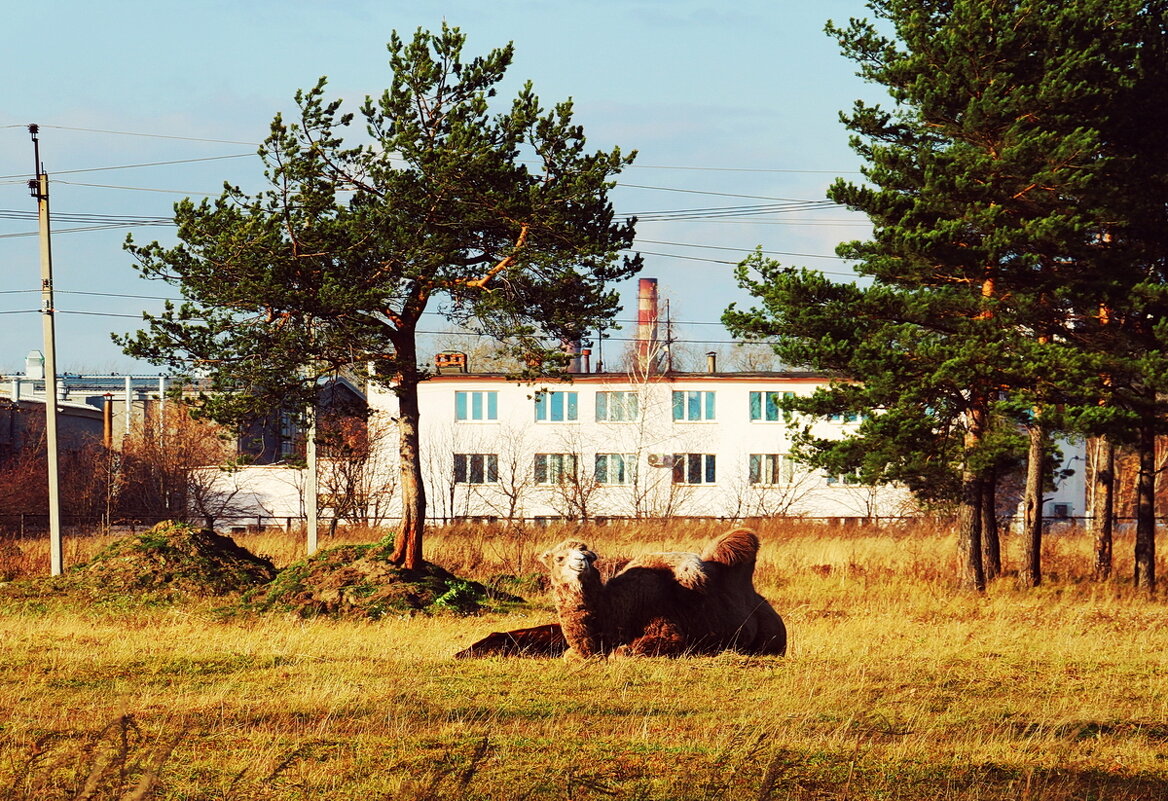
left=539, top=528, right=787, bottom=658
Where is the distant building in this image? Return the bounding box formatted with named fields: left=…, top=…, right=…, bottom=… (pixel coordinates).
left=0, top=351, right=369, bottom=531
left=367, top=360, right=918, bottom=522
left=0, top=350, right=366, bottom=464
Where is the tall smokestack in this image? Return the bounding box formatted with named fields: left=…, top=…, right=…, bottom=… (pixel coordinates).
left=636, top=278, right=659, bottom=373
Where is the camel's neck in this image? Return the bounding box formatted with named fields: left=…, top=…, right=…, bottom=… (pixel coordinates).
left=552, top=572, right=605, bottom=657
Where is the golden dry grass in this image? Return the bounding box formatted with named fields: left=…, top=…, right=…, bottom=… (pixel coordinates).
left=1, top=519, right=1166, bottom=800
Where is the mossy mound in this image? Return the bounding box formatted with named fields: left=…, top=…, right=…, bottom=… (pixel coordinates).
left=5, top=521, right=277, bottom=603
left=241, top=543, right=520, bottom=620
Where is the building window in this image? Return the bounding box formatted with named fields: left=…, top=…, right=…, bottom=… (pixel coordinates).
left=455, top=391, right=498, bottom=421
left=596, top=391, right=639, bottom=422
left=826, top=472, right=862, bottom=486
left=749, top=391, right=794, bottom=422
left=672, top=390, right=716, bottom=421
left=828, top=412, right=862, bottom=423
left=534, top=391, right=578, bottom=422
left=595, top=453, right=637, bottom=485
left=672, top=453, right=716, bottom=484
left=453, top=453, right=498, bottom=484
left=535, top=453, right=577, bottom=485
left=749, top=453, right=794, bottom=485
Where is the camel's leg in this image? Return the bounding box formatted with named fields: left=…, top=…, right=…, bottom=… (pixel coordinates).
left=749, top=601, right=788, bottom=656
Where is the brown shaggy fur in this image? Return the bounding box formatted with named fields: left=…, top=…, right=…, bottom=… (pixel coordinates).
left=540, top=528, right=787, bottom=659
left=701, top=527, right=760, bottom=568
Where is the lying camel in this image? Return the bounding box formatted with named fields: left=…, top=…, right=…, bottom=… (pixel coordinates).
left=540, top=528, right=787, bottom=658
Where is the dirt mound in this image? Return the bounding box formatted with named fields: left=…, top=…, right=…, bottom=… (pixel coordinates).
left=8, top=521, right=277, bottom=602
left=242, top=543, right=521, bottom=620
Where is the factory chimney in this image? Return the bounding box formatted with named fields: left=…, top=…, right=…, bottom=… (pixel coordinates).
left=635, top=278, right=660, bottom=373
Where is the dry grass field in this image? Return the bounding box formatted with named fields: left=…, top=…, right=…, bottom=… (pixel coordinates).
left=1, top=519, right=1167, bottom=800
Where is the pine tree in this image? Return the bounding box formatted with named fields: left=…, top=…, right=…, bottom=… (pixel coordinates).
left=727, top=0, right=1151, bottom=589
left=119, top=25, right=640, bottom=568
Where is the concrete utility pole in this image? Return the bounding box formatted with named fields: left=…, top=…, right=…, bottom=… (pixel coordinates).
left=306, top=405, right=319, bottom=556
left=302, top=361, right=318, bottom=556
left=29, top=124, right=63, bottom=576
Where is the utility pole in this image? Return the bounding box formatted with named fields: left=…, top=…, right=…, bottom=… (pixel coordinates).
left=28, top=124, right=63, bottom=576
left=302, top=357, right=318, bottom=556
left=306, top=404, right=319, bottom=556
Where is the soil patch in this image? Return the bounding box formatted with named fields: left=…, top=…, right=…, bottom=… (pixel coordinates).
left=241, top=542, right=522, bottom=619
left=0, top=523, right=524, bottom=619
left=0, top=521, right=277, bottom=604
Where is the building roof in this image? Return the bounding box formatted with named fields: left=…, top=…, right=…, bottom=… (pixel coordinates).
left=416, top=369, right=834, bottom=384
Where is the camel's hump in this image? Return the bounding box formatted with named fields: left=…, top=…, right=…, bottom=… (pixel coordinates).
left=624, top=551, right=709, bottom=591
left=700, top=528, right=760, bottom=568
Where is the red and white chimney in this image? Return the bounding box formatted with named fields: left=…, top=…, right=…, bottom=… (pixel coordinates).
left=636, top=277, right=659, bottom=373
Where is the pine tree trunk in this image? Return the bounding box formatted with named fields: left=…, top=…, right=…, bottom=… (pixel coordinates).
left=958, top=407, right=987, bottom=592
left=389, top=347, right=427, bottom=570
left=958, top=471, right=986, bottom=592
left=1092, top=435, right=1115, bottom=582
left=1134, top=418, right=1156, bottom=592
left=981, top=470, right=1001, bottom=580
left=1022, top=421, right=1045, bottom=588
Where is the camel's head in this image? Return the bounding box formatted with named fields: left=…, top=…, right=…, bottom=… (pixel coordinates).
left=540, top=540, right=599, bottom=585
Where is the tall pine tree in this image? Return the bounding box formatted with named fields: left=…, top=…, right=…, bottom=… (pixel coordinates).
left=727, top=0, right=1150, bottom=589
left=120, top=26, right=640, bottom=568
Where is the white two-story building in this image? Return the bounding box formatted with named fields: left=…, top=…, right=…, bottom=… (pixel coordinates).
left=365, top=354, right=918, bottom=523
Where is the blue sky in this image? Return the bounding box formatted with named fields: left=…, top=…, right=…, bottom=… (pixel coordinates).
left=1, top=0, right=876, bottom=374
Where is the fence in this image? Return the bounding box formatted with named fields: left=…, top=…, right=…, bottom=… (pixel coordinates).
left=1, top=511, right=1135, bottom=537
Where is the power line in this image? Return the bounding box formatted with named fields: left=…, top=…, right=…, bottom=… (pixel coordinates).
left=627, top=163, right=861, bottom=175
left=626, top=200, right=839, bottom=222
left=45, top=300, right=787, bottom=335
left=636, top=238, right=848, bottom=260
left=47, top=309, right=770, bottom=347
left=57, top=309, right=146, bottom=319
left=2, top=128, right=865, bottom=214
left=0, top=209, right=173, bottom=225
left=10, top=122, right=857, bottom=173
left=0, top=153, right=256, bottom=181
left=34, top=290, right=772, bottom=330
left=617, top=183, right=841, bottom=201
left=54, top=180, right=219, bottom=197
left=58, top=289, right=186, bottom=302
left=41, top=291, right=755, bottom=330
left=0, top=224, right=161, bottom=239
left=38, top=124, right=259, bottom=147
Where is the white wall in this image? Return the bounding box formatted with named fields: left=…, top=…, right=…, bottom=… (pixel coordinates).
left=189, top=465, right=305, bottom=527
